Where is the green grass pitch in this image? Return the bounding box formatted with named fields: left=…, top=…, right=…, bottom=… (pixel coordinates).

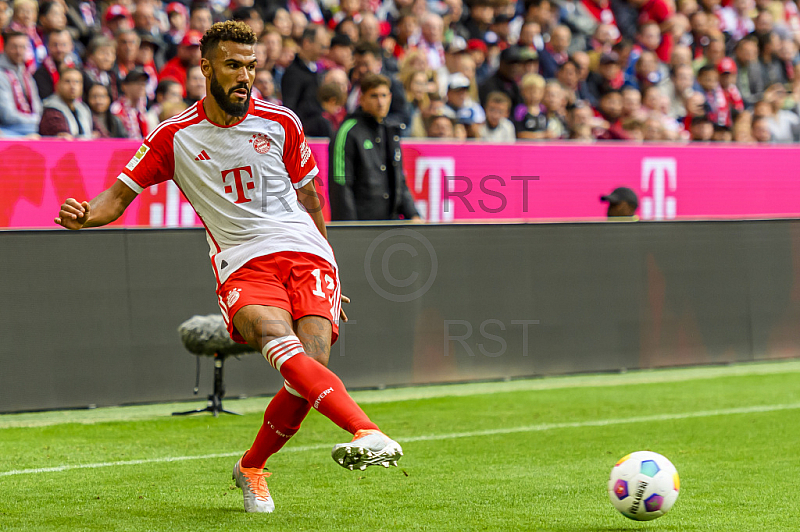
left=2, top=360, right=799, bottom=531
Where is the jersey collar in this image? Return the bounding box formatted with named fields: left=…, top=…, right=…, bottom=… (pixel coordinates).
left=197, top=97, right=255, bottom=128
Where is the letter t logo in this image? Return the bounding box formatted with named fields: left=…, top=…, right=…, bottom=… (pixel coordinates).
left=221, top=166, right=255, bottom=204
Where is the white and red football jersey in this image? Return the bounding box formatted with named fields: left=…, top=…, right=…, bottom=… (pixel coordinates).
left=117, top=98, right=336, bottom=286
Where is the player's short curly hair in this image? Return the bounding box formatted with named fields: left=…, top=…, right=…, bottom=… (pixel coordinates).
left=200, top=21, right=257, bottom=59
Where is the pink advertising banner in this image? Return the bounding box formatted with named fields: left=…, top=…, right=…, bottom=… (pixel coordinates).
left=2, top=139, right=800, bottom=228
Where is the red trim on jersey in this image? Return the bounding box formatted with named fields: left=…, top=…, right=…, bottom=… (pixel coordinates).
left=196, top=97, right=254, bottom=128
left=254, top=100, right=302, bottom=134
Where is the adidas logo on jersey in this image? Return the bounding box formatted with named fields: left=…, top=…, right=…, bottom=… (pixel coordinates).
left=194, top=150, right=211, bottom=161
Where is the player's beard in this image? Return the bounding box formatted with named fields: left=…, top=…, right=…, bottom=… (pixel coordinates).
left=209, top=69, right=251, bottom=117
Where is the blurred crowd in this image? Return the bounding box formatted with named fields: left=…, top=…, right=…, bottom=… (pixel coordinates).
left=2, top=0, right=800, bottom=141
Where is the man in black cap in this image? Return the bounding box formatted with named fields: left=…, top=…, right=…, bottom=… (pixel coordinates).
left=479, top=45, right=524, bottom=108
left=601, top=187, right=638, bottom=218
left=111, top=68, right=151, bottom=139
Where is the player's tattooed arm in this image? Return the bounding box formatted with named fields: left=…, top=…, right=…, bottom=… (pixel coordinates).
left=55, top=181, right=138, bottom=230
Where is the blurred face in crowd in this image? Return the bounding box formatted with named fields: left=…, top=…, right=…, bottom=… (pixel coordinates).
left=277, top=39, right=296, bottom=68
left=190, top=7, right=213, bottom=33
left=13, top=0, right=36, bottom=27
left=599, top=60, right=620, bottom=81
left=302, top=27, right=330, bottom=63
left=254, top=69, right=275, bottom=98
left=600, top=92, right=623, bottom=120
left=133, top=4, right=156, bottom=32
left=471, top=4, right=493, bottom=25
left=0, top=0, right=11, bottom=29
left=485, top=100, right=509, bottom=128
left=360, top=84, right=392, bottom=120
left=57, top=69, right=83, bottom=104
left=340, top=0, right=359, bottom=15
left=571, top=104, right=593, bottom=127
left=572, top=52, right=589, bottom=81
left=245, top=10, right=265, bottom=36
left=522, top=81, right=544, bottom=106
left=685, top=91, right=706, bottom=116
left=719, top=70, right=735, bottom=89
left=691, top=120, right=713, bottom=141
left=421, top=13, right=444, bottom=44
left=642, top=86, right=662, bottom=110
left=87, top=84, right=111, bottom=114
left=556, top=61, right=578, bottom=90
left=39, top=1, right=66, bottom=32
left=705, top=38, right=725, bottom=66
left=594, top=24, right=617, bottom=47
left=673, top=65, right=695, bottom=96
left=186, top=64, right=207, bottom=100
left=690, top=11, right=709, bottom=36
left=765, top=83, right=787, bottom=111
left=733, top=0, right=750, bottom=13
left=678, top=0, right=699, bottom=15
left=359, top=13, right=380, bottom=43
left=92, top=45, right=116, bottom=71
left=622, top=88, right=641, bottom=117
left=447, top=86, right=468, bottom=108
left=527, top=0, right=552, bottom=30
left=406, top=71, right=428, bottom=101
left=272, top=8, right=292, bottom=37
left=636, top=52, right=659, bottom=84
left=254, top=42, right=267, bottom=67
left=179, top=43, right=202, bottom=67
left=518, top=22, right=540, bottom=47
left=117, top=31, right=140, bottom=65
left=324, top=68, right=349, bottom=96
left=550, top=26, right=571, bottom=53
left=755, top=11, right=773, bottom=34
left=329, top=43, right=353, bottom=70
left=671, top=46, right=692, bottom=69
left=168, top=10, right=187, bottom=32
left=735, top=38, right=757, bottom=64
left=122, top=78, right=148, bottom=102
left=397, top=15, right=419, bottom=43
left=262, top=31, right=282, bottom=63
left=353, top=51, right=383, bottom=82
left=638, top=23, right=661, bottom=51
left=542, top=83, right=562, bottom=113
left=290, top=11, right=306, bottom=40
left=643, top=117, right=664, bottom=141
left=428, top=115, right=454, bottom=137
left=48, top=30, right=73, bottom=64
left=697, top=69, right=719, bottom=92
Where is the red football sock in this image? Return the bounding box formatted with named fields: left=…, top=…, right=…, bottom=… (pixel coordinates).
left=264, top=336, right=379, bottom=435
left=241, top=383, right=311, bottom=469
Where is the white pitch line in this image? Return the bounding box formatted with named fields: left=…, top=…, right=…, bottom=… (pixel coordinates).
left=2, top=402, right=799, bottom=478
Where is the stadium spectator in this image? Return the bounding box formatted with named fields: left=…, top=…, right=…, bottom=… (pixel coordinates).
left=37, top=0, right=67, bottom=41
left=33, top=28, right=75, bottom=100
left=445, top=72, right=484, bottom=137
left=82, top=36, right=118, bottom=102
left=9, top=0, right=45, bottom=72
left=322, top=33, right=353, bottom=72
left=232, top=6, right=263, bottom=36
left=752, top=114, right=772, bottom=141
left=329, top=73, right=420, bottom=221
left=516, top=73, right=549, bottom=139
left=347, top=41, right=409, bottom=127
left=586, top=51, right=623, bottom=103
left=111, top=68, right=149, bottom=139
left=600, top=187, right=639, bottom=218
left=38, top=66, right=91, bottom=138
left=418, top=12, right=445, bottom=70
left=479, top=45, right=523, bottom=109
left=0, top=30, right=42, bottom=135
left=159, top=29, right=201, bottom=96
left=144, top=78, right=182, bottom=132
left=539, top=25, right=571, bottom=78
left=184, top=64, right=205, bottom=104
left=163, top=2, right=188, bottom=59
left=479, top=91, right=515, bottom=142
left=318, top=81, right=346, bottom=133
left=281, top=25, right=328, bottom=131
left=689, top=115, right=714, bottom=140
left=594, top=88, right=628, bottom=139
left=762, top=83, right=800, bottom=142
left=188, top=4, right=213, bottom=35
left=114, top=29, right=140, bottom=80
left=132, top=3, right=159, bottom=38
left=87, top=83, right=128, bottom=138
left=137, top=35, right=162, bottom=101
left=542, top=81, right=568, bottom=138
left=253, top=67, right=279, bottom=104
left=102, top=4, right=133, bottom=39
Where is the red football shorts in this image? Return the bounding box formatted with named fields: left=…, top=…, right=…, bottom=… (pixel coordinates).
left=217, top=251, right=341, bottom=345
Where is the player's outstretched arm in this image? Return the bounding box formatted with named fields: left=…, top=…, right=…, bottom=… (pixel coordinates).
left=54, top=180, right=138, bottom=230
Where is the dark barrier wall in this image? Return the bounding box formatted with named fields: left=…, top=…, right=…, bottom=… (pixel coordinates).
left=2, top=221, right=799, bottom=413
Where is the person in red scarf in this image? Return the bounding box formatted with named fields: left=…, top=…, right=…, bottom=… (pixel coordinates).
left=697, top=64, right=731, bottom=127
left=717, top=57, right=744, bottom=118
left=9, top=0, right=46, bottom=73
left=159, top=29, right=202, bottom=96
left=0, top=30, right=42, bottom=135
left=110, top=68, right=150, bottom=139
left=33, top=28, right=74, bottom=99
left=82, top=35, right=119, bottom=102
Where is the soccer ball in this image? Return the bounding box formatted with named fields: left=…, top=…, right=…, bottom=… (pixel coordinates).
left=608, top=451, right=680, bottom=521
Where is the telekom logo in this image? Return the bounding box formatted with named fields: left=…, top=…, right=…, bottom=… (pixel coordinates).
left=222, top=165, right=255, bottom=204
left=414, top=157, right=456, bottom=222
left=640, top=158, right=677, bottom=220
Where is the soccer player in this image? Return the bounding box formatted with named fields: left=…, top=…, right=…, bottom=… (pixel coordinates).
left=54, top=21, right=402, bottom=514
